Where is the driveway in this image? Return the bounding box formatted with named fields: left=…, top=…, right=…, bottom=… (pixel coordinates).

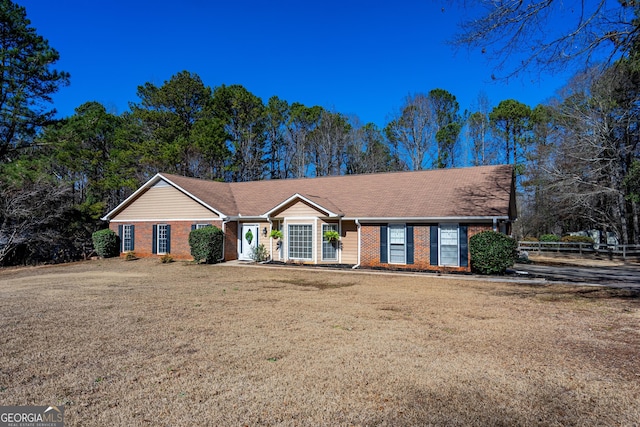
left=511, top=262, right=640, bottom=290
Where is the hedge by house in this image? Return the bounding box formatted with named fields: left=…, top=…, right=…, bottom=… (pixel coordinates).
left=188, top=226, right=224, bottom=263
left=469, top=230, right=517, bottom=275
left=92, top=229, right=119, bottom=258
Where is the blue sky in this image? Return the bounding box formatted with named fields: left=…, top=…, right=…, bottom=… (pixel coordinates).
left=25, top=0, right=571, bottom=128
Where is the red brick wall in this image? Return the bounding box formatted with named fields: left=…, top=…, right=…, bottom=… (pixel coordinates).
left=360, top=223, right=493, bottom=273
left=109, top=220, right=493, bottom=268
left=110, top=220, right=226, bottom=260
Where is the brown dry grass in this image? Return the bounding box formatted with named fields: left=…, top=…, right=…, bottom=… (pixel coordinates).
left=1, top=259, right=639, bottom=426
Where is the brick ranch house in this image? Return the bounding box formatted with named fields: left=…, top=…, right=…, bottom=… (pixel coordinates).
left=101, top=164, right=516, bottom=272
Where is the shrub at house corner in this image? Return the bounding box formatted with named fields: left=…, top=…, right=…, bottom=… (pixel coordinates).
left=189, top=226, right=224, bottom=263
left=92, top=229, right=119, bottom=258
left=469, top=230, right=517, bottom=275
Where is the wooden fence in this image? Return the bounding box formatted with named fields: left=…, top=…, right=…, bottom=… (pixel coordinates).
left=517, top=241, right=640, bottom=260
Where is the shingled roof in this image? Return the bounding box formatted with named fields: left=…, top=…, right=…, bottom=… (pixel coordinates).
left=149, top=164, right=515, bottom=220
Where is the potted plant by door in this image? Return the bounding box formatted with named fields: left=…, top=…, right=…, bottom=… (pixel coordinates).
left=323, top=230, right=340, bottom=244
left=269, top=229, right=283, bottom=240
left=270, top=229, right=283, bottom=250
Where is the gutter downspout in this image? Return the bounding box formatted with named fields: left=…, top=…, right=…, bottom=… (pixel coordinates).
left=218, top=218, right=230, bottom=262
left=352, top=218, right=361, bottom=269
left=267, top=217, right=273, bottom=262
left=338, top=217, right=342, bottom=264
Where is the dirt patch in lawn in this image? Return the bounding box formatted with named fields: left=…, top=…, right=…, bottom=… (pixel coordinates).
left=1, top=259, right=639, bottom=426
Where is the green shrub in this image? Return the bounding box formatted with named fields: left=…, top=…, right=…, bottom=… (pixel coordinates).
left=250, top=243, right=269, bottom=262
left=469, top=230, right=517, bottom=275
left=539, top=234, right=560, bottom=242
left=189, top=226, right=224, bottom=264
left=92, top=229, right=119, bottom=258
left=269, top=229, right=283, bottom=239
left=323, top=230, right=340, bottom=242
left=560, top=235, right=594, bottom=244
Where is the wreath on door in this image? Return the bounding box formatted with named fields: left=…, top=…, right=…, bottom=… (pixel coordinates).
left=245, top=229, right=254, bottom=245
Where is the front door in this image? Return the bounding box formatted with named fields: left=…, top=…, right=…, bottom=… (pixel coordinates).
left=239, top=224, right=259, bottom=260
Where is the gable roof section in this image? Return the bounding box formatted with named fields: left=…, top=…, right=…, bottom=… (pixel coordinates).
left=104, top=165, right=515, bottom=221
left=160, top=173, right=237, bottom=216
left=265, top=193, right=344, bottom=218
left=102, top=173, right=233, bottom=221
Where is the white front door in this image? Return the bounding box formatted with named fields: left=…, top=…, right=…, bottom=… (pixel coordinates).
left=239, top=224, right=259, bottom=260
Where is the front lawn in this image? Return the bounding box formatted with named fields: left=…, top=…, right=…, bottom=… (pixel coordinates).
left=0, top=259, right=638, bottom=425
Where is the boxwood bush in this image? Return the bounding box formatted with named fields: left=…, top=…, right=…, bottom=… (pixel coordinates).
left=189, top=226, right=224, bottom=263
left=560, top=235, right=594, bottom=244
left=539, top=234, right=560, bottom=242
left=469, top=230, right=517, bottom=275
left=92, top=229, right=119, bottom=258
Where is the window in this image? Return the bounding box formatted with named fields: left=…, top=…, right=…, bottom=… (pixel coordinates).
left=322, top=224, right=338, bottom=261
left=157, top=224, right=169, bottom=254
left=381, top=225, right=413, bottom=265
left=440, top=224, right=459, bottom=266
left=288, top=224, right=312, bottom=260
left=123, top=225, right=134, bottom=252
left=388, top=224, right=406, bottom=264
left=196, top=224, right=210, bottom=229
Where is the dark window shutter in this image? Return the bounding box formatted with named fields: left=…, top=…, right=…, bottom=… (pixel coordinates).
left=152, top=225, right=157, bottom=254
left=380, top=225, right=388, bottom=263
left=406, top=225, right=414, bottom=265
left=459, top=225, right=468, bottom=267
left=130, top=225, right=135, bottom=251
left=118, top=225, right=123, bottom=253
left=191, top=224, right=196, bottom=231
left=166, top=225, right=171, bottom=254
left=430, top=225, right=439, bottom=266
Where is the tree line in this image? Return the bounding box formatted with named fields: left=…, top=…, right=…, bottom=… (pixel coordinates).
left=1, top=0, right=639, bottom=265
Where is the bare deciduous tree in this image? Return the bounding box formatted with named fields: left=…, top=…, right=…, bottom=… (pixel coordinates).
left=308, top=110, right=350, bottom=176
left=466, top=92, right=497, bottom=166
left=545, top=64, right=640, bottom=244
left=451, top=0, right=639, bottom=78
left=345, top=120, right=402, bottom=175
left=0, top=177, right=71, bottom=265
left=385, top=93, right=437, bottom=170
